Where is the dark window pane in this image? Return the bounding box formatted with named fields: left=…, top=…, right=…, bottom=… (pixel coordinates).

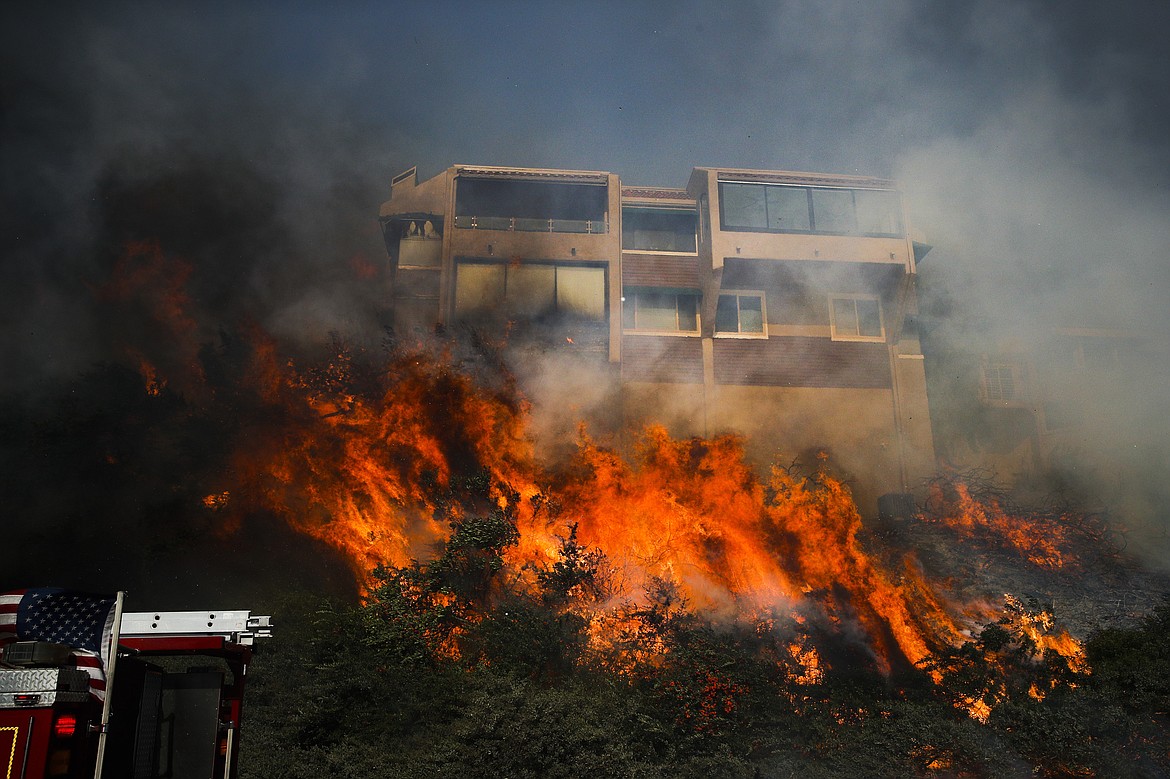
left=715, top=294, right=740, bottom=332
left=739, top=295, right=764, bottom=332
left=855, top=190, right=903, bottom=236
left=811, top=189, right=857, bottom=234
left=856, top=298, right=882, bottom=337
left=720, top=183, right=767, bottom=229
left=677, top=295, right=698, bottom=331
left=456, top=178, right=607, bottom=221
left=719, top=184, right=902, bottom=235
left=637, top=291, right=680, bottom=331
left=766, top=187, right=811, bottom=231
left=622, top=208, right=697, bottom=252
left=832, top=297, right=858, bottom=336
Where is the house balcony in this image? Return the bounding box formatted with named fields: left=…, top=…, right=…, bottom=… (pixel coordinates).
left=449, top=218, right=616, bottom=263
left=710, top=231, right=912, bottom=269
left=453, top=215, right=608, bottom=234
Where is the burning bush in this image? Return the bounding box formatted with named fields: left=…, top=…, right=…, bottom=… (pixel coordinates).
left=8, top=233, right=1168, bottom=775
left=918, top=469, right=1118, bottom=571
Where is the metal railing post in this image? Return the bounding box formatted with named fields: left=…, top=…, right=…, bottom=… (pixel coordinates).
left=92, top=591, right=125, bottom=779
left=222, top=726, right=236, bottom=779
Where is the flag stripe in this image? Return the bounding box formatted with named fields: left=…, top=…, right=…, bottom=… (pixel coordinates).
left=0, top=591, right=22, bottom=640
left=2, top=589, right=116, bottom=701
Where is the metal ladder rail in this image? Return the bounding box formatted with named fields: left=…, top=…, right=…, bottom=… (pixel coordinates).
left=119, top=612, right=273, bottom=646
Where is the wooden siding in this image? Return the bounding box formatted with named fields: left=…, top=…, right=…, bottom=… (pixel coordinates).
left=621, top=335, right=704, bottom=384
left=713, top=336, right=891, bottom=388
left=622, top=254, right=700, bottom=289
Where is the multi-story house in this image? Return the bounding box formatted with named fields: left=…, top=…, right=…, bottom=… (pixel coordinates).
left=379, top=164, right=936, bottom=513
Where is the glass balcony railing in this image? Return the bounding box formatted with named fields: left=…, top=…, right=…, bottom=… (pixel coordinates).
left=454, top=215, right=609, bottom=234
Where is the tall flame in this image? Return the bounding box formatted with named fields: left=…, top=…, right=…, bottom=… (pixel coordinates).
left=546, top=429, right=967, bottom=672
left=98, top=239, right=1089, bottom=707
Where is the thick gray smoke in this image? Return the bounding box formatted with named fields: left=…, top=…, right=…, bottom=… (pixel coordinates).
left=0, top=5, right=400, bottom=395
left=0, top=5, right=401, bottom=602
left=897, top=82, right=1170, bottom=561
left=4, top=2, right=1170, bottom=584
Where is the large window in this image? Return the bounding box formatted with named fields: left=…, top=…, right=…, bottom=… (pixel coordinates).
left=718, top=182, right=903, bottom=237
left=455, top=262, right=606, bottom=320
left=622, top=208, right=697, bottom=252
left=504, top=265, right=556, bottom=317
left=810, top=189, right=856, bottom=234
left=855, top=190, right=904, bottom=235
left=720, top=183, right=809, bottom=231
left=714, top=292, right=765, bottom=336
left=455, top=264, right=506, bottom=315
left=454, top=178, right=608, bottom=233
left=829, top=295, right=884, bottom=341
left=556, top=266, right=607, bottom=319
left=622, top=290, right=699, bottom=334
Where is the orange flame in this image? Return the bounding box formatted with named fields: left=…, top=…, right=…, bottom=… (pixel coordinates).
left=517, top=428, right=972, bottom=673
left=920, top=481, right=1073, bottom=570
left=225, top=346, right=540, bottom=576
left=96, top=238, right=1092, bottom=697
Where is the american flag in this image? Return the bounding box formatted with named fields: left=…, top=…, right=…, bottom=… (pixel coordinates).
left=1, top=588, right=117, bottom=700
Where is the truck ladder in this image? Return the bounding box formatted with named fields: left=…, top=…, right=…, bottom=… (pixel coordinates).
left=119, top=611, right=273, bottom=646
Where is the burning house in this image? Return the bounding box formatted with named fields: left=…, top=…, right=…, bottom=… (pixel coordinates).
left=379, top=164, right=936, bottom=513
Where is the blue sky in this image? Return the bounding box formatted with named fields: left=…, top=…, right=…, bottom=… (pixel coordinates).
left=10, top=1, right=1168, bottom=185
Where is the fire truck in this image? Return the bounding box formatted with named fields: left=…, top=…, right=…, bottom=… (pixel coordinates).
left=1, top=596, right=271, bottom=779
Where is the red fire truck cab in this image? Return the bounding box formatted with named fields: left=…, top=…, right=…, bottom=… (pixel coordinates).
left=1, top=609, right=271, bottom=779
